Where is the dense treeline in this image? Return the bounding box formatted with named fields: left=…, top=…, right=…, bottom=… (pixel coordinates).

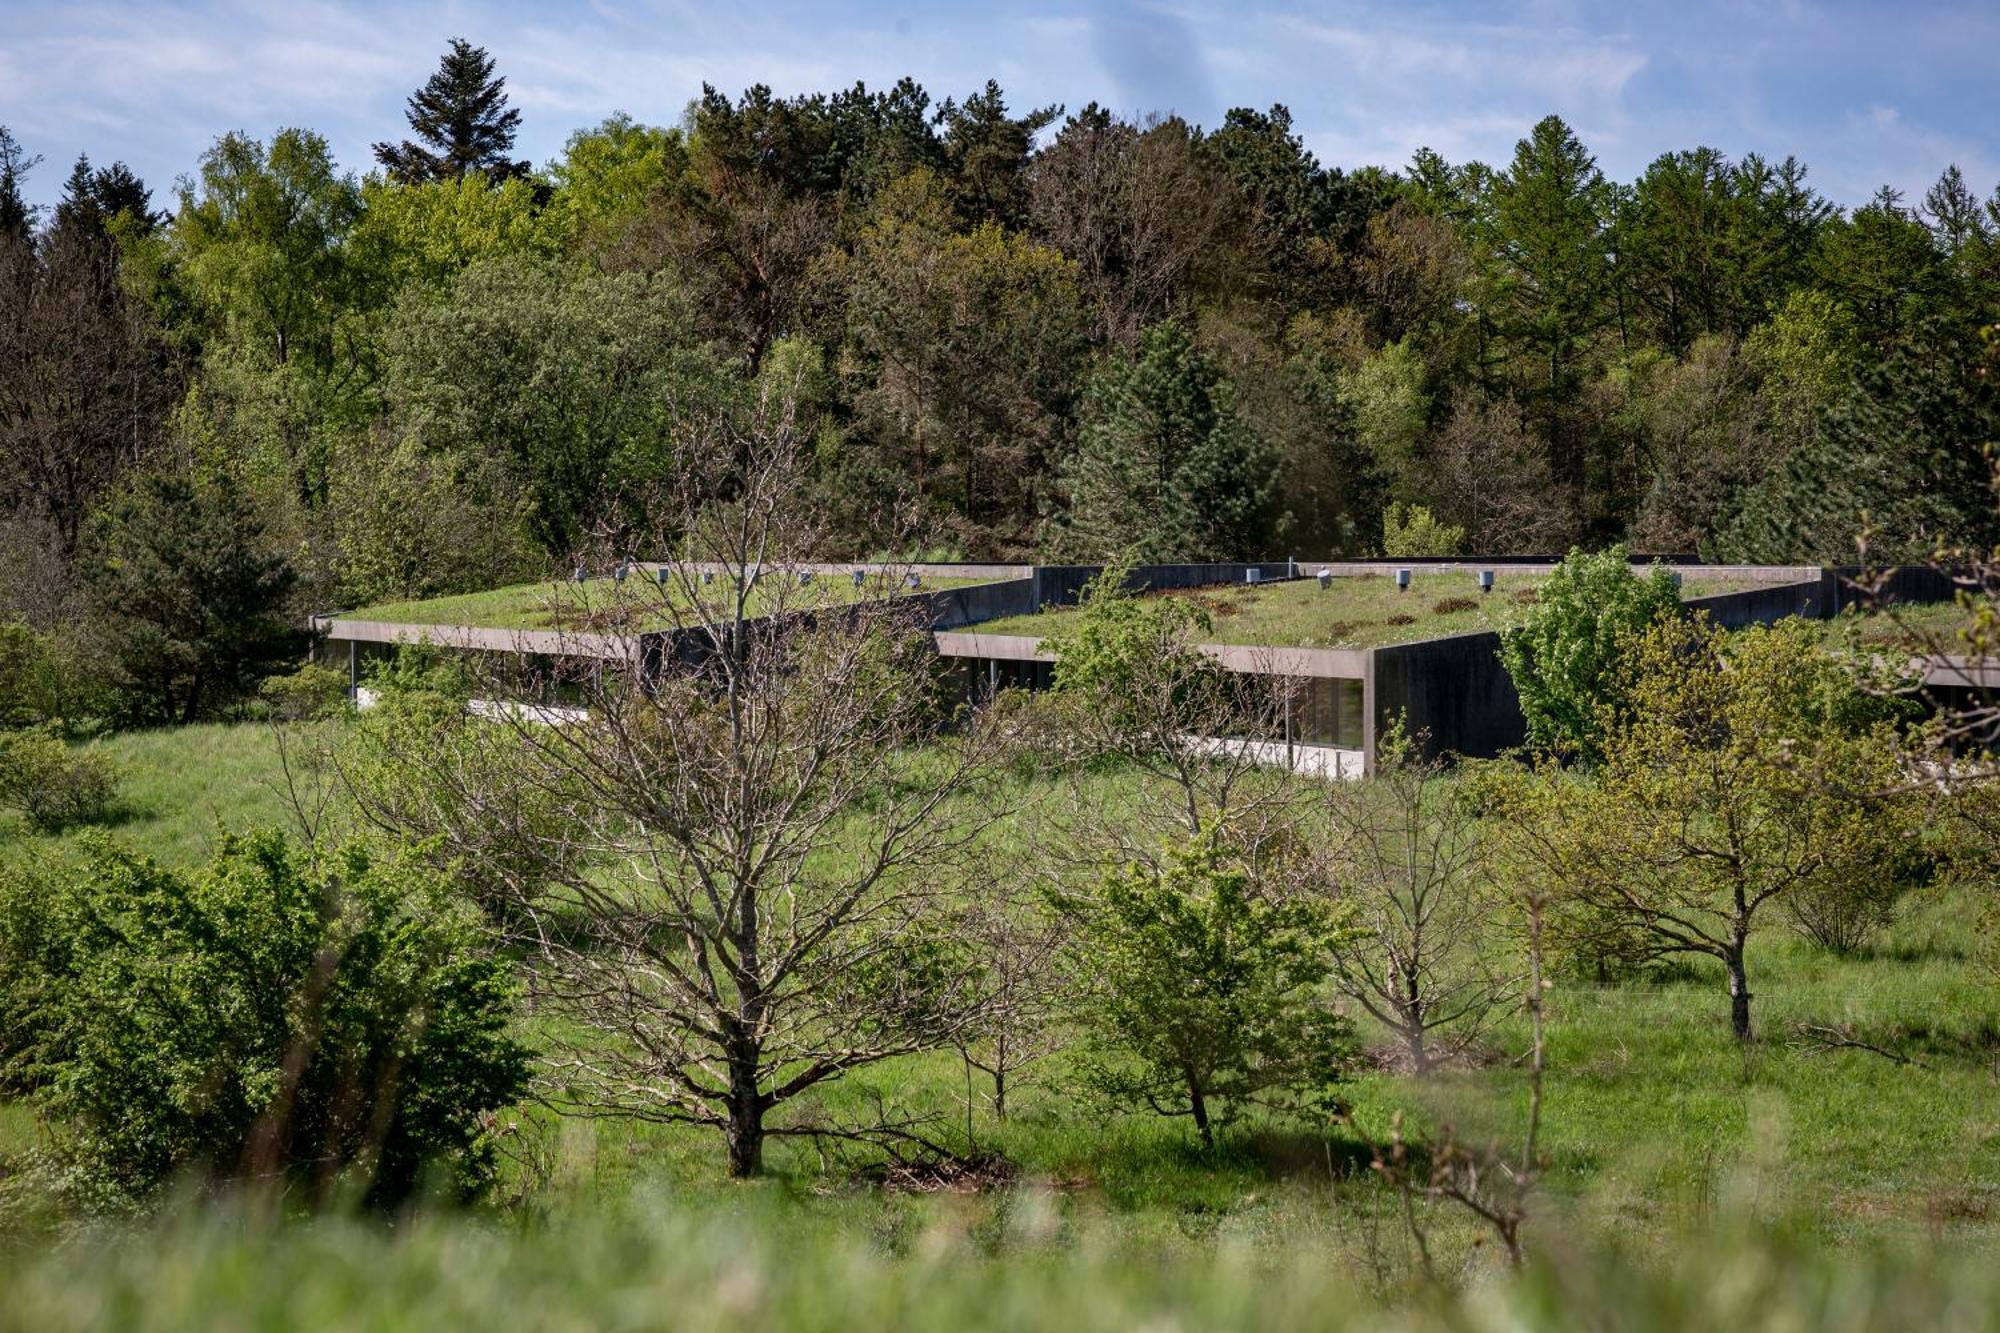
left=3, top=40, right=1999, bottom=718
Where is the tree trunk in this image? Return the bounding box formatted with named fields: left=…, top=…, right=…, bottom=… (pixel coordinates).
left=993, top=1066, right=1007, bottom=1122
left=726, top=1097, right=765, bottom=1178
left=1724, top=945, right=1753, bottom=1042
left=725, top=1042, right=765, bottom=1177
left=1188, top=1072, right=1213, bottom=1151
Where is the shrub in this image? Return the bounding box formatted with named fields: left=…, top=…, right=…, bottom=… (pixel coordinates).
left=1381, top=502, right=1465, bottom=558
left=1051, top=833, right=1355, bottom=1149
left=13, top=832, right=527, bottom=1208
left=1497, top=545, right=1682, bottom=761
left=0, top=621, right=114, bottom=729
left=259, top=663, right=353, bottom=722
left=0, top=728, right=121, bottom=832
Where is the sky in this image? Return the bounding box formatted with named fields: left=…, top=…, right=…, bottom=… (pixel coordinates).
left=3, top=0, right=1997, bottom=217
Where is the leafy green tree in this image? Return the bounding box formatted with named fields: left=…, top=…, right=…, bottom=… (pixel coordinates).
left=1052, top=832, right=1354, bottom=1149
left=1058, top=320, right=1278, bottom=560
left=1483, top=616, right=1928, bottom=1040
left=373, top=38, right=526, bottom=185
left=170, top=128, right=366, bottom=512
left=173, top=128, right=362, bottom=373
left=381, top=256, right=718, bottom=559
left=1626, top=335, right=1771, bottom=553
left=347, top=173, right=560, bottom=292
left=547, top=113, right=687, bottom=250
left=842, top=168, right=1086, bottom=553
left=1497, top=544, right=1681, bottom=760
left=4, top=832, right=527, bottom=1206
left=1381, top=502, right=1464, bottom=558
left=1718, top=316, right=2000, bottom=563
left=81, top=473, right=299, bottom=724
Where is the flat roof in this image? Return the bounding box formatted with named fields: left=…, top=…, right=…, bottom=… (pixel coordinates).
left=332, top=568, right=995, bottom=634
left=971, top=570, right=1769, bottom=651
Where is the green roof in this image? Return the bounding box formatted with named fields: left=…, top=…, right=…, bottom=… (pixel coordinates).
left=972, top=571, right=1767, bottom=650
left=341, top=571, right=989, bottom=632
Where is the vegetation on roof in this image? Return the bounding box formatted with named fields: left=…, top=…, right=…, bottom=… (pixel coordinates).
left=973, top=571, right=1763, bottom=650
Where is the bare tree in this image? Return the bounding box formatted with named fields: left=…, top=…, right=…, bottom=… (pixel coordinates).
left=955, top=890, right=1072, bottom=1125
left=1315, top=724, right=1509, bottom=1074
left=344, top=384, right=1004, bottom=1176
left=1034, top=567, right=1304, bottom=862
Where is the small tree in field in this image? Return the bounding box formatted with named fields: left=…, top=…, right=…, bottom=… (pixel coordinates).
left=1484, top=616, right=1927, bottom=1041
left=1053, top=832, right=1354, bottom=1149
left=1316, top=723, right=1507, bottom=1073
left=1498, top=544, right=1681, bottom=761
left=344, top=383, right=1004, bottom=1177
left=1047, top=558, right=1296, bottom=846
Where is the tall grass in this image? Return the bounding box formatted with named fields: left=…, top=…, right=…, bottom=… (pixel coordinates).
left=3, top=1196, right=1998, bottom=1332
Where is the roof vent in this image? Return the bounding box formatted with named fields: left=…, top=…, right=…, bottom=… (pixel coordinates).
left=1395, top=568, right=1411, bottom=591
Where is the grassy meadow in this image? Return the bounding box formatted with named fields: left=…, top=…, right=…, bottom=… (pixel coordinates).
left=3, top=722, right=1998, bottom=1326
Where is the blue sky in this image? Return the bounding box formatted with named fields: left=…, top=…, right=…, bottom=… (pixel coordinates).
left=3, top=0, right=1996, bottom=216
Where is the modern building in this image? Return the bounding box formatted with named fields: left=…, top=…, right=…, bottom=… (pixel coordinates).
left=312, top=559, right=1960, bottom=776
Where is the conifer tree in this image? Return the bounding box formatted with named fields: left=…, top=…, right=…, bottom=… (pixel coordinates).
left=1058, top=319, right=1278, bottom=561
left=373, top=38, right=525, bottom=185
left=0, top=126, right=39, bottom=241
left=54, top=155, right=157, bottom=239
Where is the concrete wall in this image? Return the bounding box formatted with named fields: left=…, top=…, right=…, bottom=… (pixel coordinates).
left=918, top=576, right=1039, bottom=628
left=1031, top=562, right=1299, bottom=610
left=1682, top=579, right=1825, bottom=628
left=1823, top=565, right=1960, bottom=613
left=1368, top=630, right=1527, bottom=765
left=1307, top=559, right=1823, bottom=585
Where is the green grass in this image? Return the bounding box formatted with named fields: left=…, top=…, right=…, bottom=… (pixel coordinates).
left=1825, top=599, right=1986, bottom=655
left=0, top=723, right=298, bottom=868
left=344, top=571, right=990, bottom=632
left=974, top=573, right=1763, bottom=649
left=8, top=1194, right=2000, bottom=1332
left=5, top=722, right=1999, bottom=1324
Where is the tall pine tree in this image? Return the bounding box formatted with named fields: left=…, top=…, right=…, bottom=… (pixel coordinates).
left=0, top=126, right=39, bottom=241
left=1057, top=319, right=1278, bottom=561
left=373, top=38, right=525, bottom=185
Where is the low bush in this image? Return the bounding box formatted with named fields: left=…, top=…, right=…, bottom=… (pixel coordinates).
left=1431, top=596, right=1479, bottom=615
left=9, top=832, right=528, bottom=1209
left=0, top=727, right=121, bottom=832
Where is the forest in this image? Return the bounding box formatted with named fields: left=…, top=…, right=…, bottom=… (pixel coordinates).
left=5, top=38, right=2000, bottom=723
left=4, top=36, right=2000, bottom=1332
